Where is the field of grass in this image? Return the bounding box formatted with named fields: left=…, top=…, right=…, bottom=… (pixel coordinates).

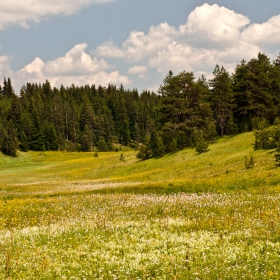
left=1, top=132, right=280, bottom=279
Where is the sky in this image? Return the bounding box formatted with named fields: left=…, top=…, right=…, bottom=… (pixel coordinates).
left=0, top=0, right=280, bottom=93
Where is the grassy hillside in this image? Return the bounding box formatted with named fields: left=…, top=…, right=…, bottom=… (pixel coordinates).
left=0, top=131, right=279, bottom=197
left=1, top=132, right=280, bottom=279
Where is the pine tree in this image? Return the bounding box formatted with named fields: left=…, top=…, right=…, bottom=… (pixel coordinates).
left=1, top=122, right=18, bottom=157
left=209, top=65, right=235, bottom=137
left=19, top=130, right=29, bottom=151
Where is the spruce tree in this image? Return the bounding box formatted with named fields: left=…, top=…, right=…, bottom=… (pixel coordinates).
left=1, top=122, right=18, bottom=157
left=209, top=65, right=235, bottom=137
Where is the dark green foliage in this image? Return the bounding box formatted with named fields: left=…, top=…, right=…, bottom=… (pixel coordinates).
left=136, top=144, right=152, bottom=160
left=159, top=71, right=215, bottom=152
left=150, top=130, right=166, bottom=157
left=232, top=53, right=278, bottom=131
left=1, top=123, right=18, bottom=157
left=0, top=50, right=280, bottom=159
left=251, top=117, right=269, bottom=131
left=19, top=131, right=29, bottom=151
left=0, top=78, right=160, bottom=155
left=254, top=124, right=280, bottom=150
left=209, top=65, right=235, bottom=137
left=195, top=138, right=209, bottom=154
left=94, top=152, right=99, bottom=157
left=98, top=138, right=109, bottom=152
left=226, top=117, right=239, bottom=135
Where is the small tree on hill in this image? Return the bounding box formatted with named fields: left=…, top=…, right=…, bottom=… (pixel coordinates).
left=195, top=138, right=209, bottom=154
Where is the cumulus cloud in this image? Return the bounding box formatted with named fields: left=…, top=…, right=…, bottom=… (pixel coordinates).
left=2, top=3, right=280, bottom=92
left=0, top=0, right=115, bottom=30
left=149, top=41, right=262, bottom=76
left=94, top=3, right=264, bottom=77
left=108, top=3, right=280, bottom=79
left=94, top=22, right=177, bottom=62
left=0, top=55, right=13, bottom=77
left=128, top=66, right=147, bottom=78
left=180, top=4, right=250, bottom=48
left=122, top=23, right=177, bottom=62
left=15, top=43, right=130, bottom=89
left=43, top=43, right=110, bottom=76
left=21, top=57, right=44, bottom=76
left=94, top=41, right=124, bottom=58
left=241, top=15, right=280, bottom=47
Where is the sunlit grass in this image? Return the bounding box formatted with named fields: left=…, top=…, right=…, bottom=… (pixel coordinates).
left=0, top=132, right=279, bottom=194
left=1, top=132, right=280, bottom=278
left=1, top=193, right=280, bottom=279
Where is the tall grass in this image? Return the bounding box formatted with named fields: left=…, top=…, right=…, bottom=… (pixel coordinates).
left=1, top=132, right=280, bottom=278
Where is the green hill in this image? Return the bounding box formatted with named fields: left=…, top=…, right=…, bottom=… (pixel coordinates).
left=1, top=131, right=280, bottom=279
left=0, top=131, right=279, bottom=197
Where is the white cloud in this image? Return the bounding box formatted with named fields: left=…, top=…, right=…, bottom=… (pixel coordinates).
left=94, top=41, right=124, bottom=58
left=3, top=3, right=280, bottom=93
left=0, top=55, right=12, bottom=77
left=241, top=15, right=280, bottom=47
left=128, top=66, right=147, bottom=78
left=122, top=23, right=177, bottom=62
left=94, top=3, right=261, bottom=78
left=94, top=22, right=177, bottom=62
left=180, top=3, right=250, bottom=48
left=21, top=57, right=44, bottom=76
left=0, top=0, right=115, bottom=30
left=149, top=41, right=262, bottom=76
left=43, top=43, right=110, bottom=76
left=15, top=43, right=130, bottom=90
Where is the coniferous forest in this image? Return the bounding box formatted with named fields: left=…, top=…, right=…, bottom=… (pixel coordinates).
left=1, top=52, right=280, bottom=158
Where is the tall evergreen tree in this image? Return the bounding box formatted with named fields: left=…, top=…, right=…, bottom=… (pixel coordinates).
left=209, top=65, right=235, bottom=137
left=1, top=122, right=18, bottom=157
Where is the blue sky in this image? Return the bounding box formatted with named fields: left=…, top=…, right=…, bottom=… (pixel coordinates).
left=0, top=0, right=280, bottom=93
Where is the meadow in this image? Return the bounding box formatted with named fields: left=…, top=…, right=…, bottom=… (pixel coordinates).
left=1, top=132, right=280, bottom=279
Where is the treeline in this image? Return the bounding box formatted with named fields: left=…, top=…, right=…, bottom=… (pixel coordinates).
left=0, top=52, right=280, bottom=158
left=0, top=80, right=160, bottom=156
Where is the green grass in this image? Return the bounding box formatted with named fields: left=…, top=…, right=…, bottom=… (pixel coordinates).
left=1, top=132, right=280, bottom=279
left=0, top=132, right=279, bottom=196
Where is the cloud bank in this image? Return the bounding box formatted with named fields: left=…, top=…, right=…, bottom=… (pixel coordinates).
left=16, top=43, right=131, bottom=89
left=1, top=3, right=280, bottom=92
left=94, top=3, right=279, bottom=77
left=0, top=0, right=114, bottom=30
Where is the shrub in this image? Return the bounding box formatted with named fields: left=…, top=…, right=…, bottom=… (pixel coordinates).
left=244, top=156, right=255, bottom=169
left=196, top=138, right=209, bottom=154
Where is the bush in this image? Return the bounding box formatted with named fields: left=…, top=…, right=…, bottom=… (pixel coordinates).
left=136, top=144, right=152, bottom=160
left=195, top=138, right=209, bottom=154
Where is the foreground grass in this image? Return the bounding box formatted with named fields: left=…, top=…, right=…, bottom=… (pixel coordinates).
left=1, top=192, right=280, bottom=279
left=1, top=132, right=280, bottom=278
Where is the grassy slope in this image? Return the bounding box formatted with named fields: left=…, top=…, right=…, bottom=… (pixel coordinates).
left=0, top=131, right=279, bottom=197
left=1, top=132, right=280, bottom=279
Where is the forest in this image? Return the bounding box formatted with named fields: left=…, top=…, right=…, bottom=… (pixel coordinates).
left=0, top=52, right=280, bottom=158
